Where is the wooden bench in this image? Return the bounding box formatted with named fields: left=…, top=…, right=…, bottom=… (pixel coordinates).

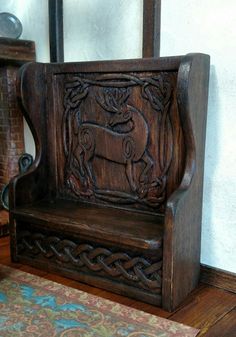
left=9, top=54, right=210, bottom=311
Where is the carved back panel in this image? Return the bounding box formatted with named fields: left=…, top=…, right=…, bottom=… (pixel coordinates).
left=50, top=69, right=185, bottom=214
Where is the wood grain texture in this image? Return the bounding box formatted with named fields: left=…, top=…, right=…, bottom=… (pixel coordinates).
left=169, top=286, right=236, bottom=336
left=163, top=54, right=210, bottom=311
left=13, top=199, right=164, bottom=251
left=202, top=308, right=236, bottom=337
left=9, top=54, right=210, bottom=311
left=143, top=0, right=161, bottom=57
left=0, top=38, right=35, bottom=63
left=201, top=264, right=236, bottom=294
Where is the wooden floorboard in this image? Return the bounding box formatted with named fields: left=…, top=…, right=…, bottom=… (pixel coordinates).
left=169, top=285, right=236, bottom=336
left=0, top=236, right=235, bottom=336
left=203, top=308, right=236, bottom=337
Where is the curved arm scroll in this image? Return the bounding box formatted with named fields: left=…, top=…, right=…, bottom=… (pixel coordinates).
left=9, top=62, right=48, bottom=209
left=1, top=154, right=33, bottom=210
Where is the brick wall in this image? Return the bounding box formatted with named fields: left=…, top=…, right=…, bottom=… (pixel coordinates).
left=0, top=65, right=25, bottom=195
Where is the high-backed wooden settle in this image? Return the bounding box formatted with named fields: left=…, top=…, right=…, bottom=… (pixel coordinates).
left=9, top=54, right=210, bottom=311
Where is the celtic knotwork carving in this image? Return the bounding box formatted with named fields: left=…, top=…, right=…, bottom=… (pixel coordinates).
left=18, top=231, right=162, bottom=292
left=141, top=73, right=173, bottom=176
left=63, top=72, right=175, bottom=211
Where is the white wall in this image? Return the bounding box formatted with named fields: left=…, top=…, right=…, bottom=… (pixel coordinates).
left=2, top=0, right=235, bottom=273
left=161, top=0, right=236, bottom=273
left=0, top=0, right=49, bottom=157
left=0, top=0, right=49, bottom=61
left=64, top=0, right=143, bottom=61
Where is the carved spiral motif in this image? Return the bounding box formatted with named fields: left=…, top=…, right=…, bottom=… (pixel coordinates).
left=79, top=127, right=94, bottom=151
left=122, top=136, right=135, bottom=160
left=18, top=231, right=162, bottom=292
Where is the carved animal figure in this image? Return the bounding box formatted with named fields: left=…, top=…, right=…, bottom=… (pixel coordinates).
left=72, top=89, right=153, bottom=192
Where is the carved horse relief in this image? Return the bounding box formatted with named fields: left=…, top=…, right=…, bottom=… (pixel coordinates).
left=62, top=73, right=175, bottom=211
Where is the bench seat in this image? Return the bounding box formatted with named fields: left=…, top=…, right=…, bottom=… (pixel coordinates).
left=13, top=198, right=164, bottom=252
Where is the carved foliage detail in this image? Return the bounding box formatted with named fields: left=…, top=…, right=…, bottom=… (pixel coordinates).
left=63, top=73, right=175, bottom=210
left=18, top=231, right=162, bottom=292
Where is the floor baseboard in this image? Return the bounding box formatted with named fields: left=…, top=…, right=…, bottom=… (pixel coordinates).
left=200, top=264, right=236, bottom=294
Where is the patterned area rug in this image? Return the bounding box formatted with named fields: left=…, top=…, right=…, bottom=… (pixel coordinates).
left=0, top=264, right=199, bottom=337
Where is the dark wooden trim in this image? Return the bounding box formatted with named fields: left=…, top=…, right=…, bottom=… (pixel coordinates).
left=201, top=264, right=236, bottom=294
left=46, top=56, right=182, bottom=74
left=48, top=0, right=64, bottom=62
left=0, top=38, right=35, bottom=63
left=142, top=0, right=161, bottom=58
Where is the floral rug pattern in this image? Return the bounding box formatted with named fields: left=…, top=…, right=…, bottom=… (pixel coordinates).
left=0, top=264, right=199, bottom=337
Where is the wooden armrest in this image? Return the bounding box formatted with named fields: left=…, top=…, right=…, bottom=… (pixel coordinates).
left=162, top=53, right=210, bottom=311
left=9, top=63, right=48, bottom=208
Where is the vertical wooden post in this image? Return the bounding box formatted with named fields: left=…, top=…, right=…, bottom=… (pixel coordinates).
left=142, top=0, right=161, bottom=58
left=48, top=0, right=64, bottom=62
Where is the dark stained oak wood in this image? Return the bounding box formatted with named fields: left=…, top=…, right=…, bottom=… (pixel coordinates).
left=9, top=54, right=210, bottom=311
left=143, top=0, right=161, bottom=57
left=201, top=264, right=236, bottom=294
left=0, top=236, right=236, bottom=335
left=162, top=54, right=210, bottom=310
left=48, top=0, right=64, bottom=62
left=0, top=38, right=35, bottom=63
left=12, top=199, right=164, bottom=251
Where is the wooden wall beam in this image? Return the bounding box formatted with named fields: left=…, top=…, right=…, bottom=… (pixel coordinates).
left=48, top=0, right=64, bottom=62
left=142, top=0, right=161, bottom=58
